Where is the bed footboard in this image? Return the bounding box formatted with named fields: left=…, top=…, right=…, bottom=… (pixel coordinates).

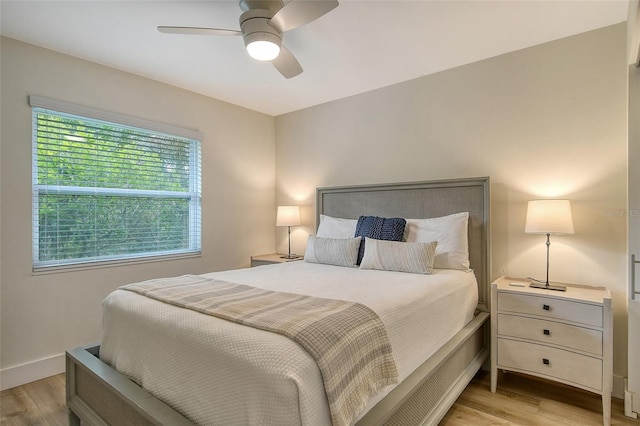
left=65, top=345, right=194, bottom=425
left=66, top=311, right=488, bottom=426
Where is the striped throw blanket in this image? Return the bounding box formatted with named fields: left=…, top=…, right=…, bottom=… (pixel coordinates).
left=121, top=275, right=398, bottom=426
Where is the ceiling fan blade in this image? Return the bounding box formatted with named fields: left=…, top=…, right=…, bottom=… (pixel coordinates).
left=272, top=45, right=303, bottom=78
left=157, top=26, right=242, bottom=36
left=269, top=0, right=338, bottom=32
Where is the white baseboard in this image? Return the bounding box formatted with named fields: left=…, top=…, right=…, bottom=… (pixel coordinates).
left=1, top=353, right=65, bottom=391
left=624, top=378, right=639, bottom=418
left=614, top=374, right=626, bottom=400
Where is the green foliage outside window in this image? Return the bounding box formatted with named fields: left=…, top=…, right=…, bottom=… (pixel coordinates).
left=33, top=109, right=201, bottom=268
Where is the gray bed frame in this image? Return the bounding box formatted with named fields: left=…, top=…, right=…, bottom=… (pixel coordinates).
left=66, top=177, right=491, bottom=426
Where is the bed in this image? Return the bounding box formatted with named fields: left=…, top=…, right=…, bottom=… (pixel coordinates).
left=66, top=177, right=491, bottom=426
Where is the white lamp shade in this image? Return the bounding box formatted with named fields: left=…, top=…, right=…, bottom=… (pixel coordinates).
left=276, top=206, right=300, bottom=227
left=525, top=199, right=575, bottom=235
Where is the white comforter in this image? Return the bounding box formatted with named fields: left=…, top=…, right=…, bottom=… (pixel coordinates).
left=100, top=262, right=478, bottom=425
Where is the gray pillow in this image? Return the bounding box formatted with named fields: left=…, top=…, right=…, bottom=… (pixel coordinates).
left=304, top=236, right=361, bottom=268
left=359, top=237, right=437, bottom=274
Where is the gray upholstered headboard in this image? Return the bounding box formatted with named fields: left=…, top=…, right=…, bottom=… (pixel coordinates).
left=316, top=177, right=490, bottom=311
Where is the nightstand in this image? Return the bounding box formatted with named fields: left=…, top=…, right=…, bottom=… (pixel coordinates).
left=250, top=253, right=303, bottom=267
left=491, top=276, right=612, bottom=426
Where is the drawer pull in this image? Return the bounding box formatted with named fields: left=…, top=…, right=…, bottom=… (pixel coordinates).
left=543, top=304, right=550, bottom=311
left=543, top=329, right=550, bottom=336
left=543, top=358, right=550, bottom=365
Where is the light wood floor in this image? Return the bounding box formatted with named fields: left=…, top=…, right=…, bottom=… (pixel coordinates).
left=1, top=369, right=639, bottom=425
left=441, top=370, right=638, bottom=425
left=1, top=373, right=66, bottom=426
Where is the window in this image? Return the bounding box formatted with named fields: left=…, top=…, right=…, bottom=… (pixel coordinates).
left=31, top=96, right=201, bottom=270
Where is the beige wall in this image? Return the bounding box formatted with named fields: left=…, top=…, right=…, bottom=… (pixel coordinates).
left=275, top=24, right=629, bottom=380
left=0, top=37, right=276, bottom=388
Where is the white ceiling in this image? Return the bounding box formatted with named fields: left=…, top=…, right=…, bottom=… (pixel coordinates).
left=0, top=0, right=629, bottom=116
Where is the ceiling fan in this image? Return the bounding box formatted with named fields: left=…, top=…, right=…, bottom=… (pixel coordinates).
left=158, top=0, right=339, bottom=79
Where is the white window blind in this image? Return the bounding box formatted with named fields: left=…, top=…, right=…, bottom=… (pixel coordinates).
left=31, top=97, right=202, bottom=270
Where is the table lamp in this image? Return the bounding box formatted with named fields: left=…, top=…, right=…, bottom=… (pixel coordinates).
left=525, top=199, right=574, bottom=291
left=276, top=205, right=301, bottom=259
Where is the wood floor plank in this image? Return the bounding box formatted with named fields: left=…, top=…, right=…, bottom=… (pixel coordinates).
left=451, top=383, right=541, bottom=424
left=20, top=374, right=67, bottom=426
left=1, top=375, right=67, bottom=426
left=440, top=404, right=514, bottom=426
left=536, top=398, right=606, bottom=426
left=1, top=386, right=42, bottom=426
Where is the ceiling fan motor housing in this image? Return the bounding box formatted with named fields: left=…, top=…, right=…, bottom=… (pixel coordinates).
left=240, top=9, right=283, bottom=51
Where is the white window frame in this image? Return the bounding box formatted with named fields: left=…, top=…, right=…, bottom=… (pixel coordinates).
left=30, top=96, right=203, bottom=272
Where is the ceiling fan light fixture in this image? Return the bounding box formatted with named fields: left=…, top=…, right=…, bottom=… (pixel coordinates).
left=243, top=29, right=281, bottom=61
left=247, top=39, right=281, bottom=61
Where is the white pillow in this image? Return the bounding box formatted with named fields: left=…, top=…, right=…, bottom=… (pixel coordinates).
left=359, top=237, right=437, bottom=275
left=304, top=236, right=361, bottom=268
left=404, top=212, right=470, bottom=271
left=316, top=214, right=357, bottom=238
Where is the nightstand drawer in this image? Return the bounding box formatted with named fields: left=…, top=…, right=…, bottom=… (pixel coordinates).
left=497, top=314, right=602, bottom=355
left=498, top=292, right=603, bottom=327
left=497, top=338, right=602, bottom=391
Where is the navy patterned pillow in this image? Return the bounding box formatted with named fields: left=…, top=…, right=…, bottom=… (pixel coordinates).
left=355, top=216, right=406, bottom=265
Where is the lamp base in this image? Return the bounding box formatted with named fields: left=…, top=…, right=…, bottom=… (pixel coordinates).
left=280, top=254, right=300, bottom=260
left=529, top=281, right=567, bottom=291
